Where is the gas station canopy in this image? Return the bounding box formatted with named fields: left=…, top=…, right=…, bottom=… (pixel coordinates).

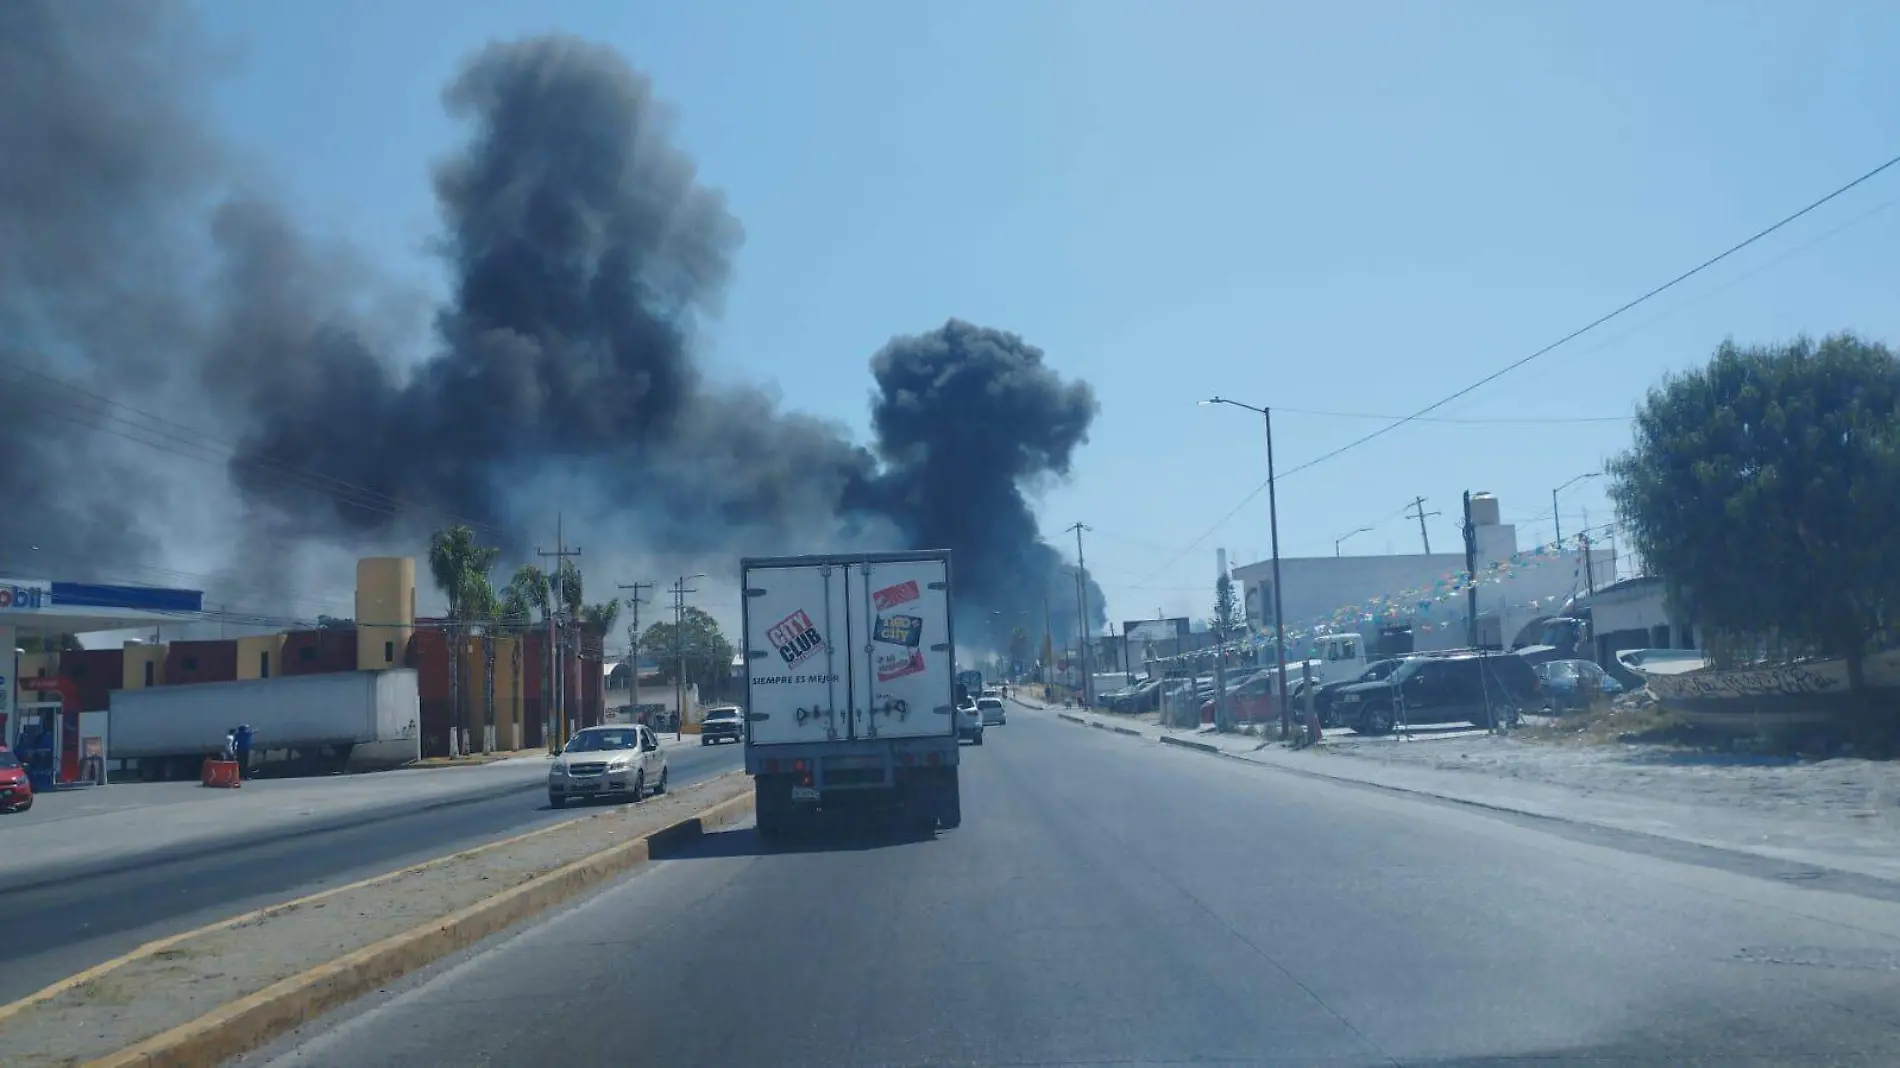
left=1, top=578, right=205, bottom=637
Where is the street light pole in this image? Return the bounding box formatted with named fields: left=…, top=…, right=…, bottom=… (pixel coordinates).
left=1203, top=397, right=1290, bottom=740
left=1334, top=526, right=1372, bottom=557
left=1552, top=472, right=1600, bottom=547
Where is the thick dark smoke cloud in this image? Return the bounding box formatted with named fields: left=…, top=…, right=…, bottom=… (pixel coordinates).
left=1, top=6, right=1101, bottom=650
left=0, top=1, right=224, bottom=576
left=861, top=321, right=1105, bottom=647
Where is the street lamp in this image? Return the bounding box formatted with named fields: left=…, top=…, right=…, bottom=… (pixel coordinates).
left=1201, top=397, right=1291, bottom=740
left=1552, top=473, right=1600, bottom=547
left=1333, top=526, right=1372, bottom=557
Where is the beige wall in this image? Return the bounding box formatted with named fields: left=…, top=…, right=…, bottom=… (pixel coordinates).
left=236, top=634, right=286, bottom=680
left=122, top=643, right=166, bottom=689
left=493, top=636, right=522, bottom=749
left=15, top=651, right=57, bottom=684
left=355, top=557, right=416, bottom=672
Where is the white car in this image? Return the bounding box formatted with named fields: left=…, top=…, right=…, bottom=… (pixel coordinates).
left=957, top=699, right=985, bottom=745
left=977, top=696, right=1007, bottom=726
left=548, top=724, right=668, bottom=808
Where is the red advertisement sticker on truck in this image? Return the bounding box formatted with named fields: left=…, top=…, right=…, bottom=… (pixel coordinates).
left=767, top=609, right=824, bottom=668
left=872, top=580, right=920, bottom=611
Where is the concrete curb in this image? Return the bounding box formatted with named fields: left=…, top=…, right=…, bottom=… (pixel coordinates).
left=1111, top=726, right=1143, bottom=737
left=1158, top=735, right=1221, bottom=754
left=80, top=788, right=755, bottom=1068
left=1057, top=713, right=1086, bottom=725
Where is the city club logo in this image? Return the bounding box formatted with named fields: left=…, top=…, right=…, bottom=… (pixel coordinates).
left=767, top=609, right=824, bottom=668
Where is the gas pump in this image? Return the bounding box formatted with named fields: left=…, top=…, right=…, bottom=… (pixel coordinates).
left=16, top=676, right=79, bottom=790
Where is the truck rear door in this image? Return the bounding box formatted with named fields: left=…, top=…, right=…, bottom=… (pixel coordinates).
left=743, top=562, right=853, bottom=746
left=848, top=556, right=955, bottom=741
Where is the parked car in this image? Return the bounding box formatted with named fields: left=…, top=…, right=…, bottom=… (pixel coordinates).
left=977, top=696, right=1007, bottom=726
left=1534, top=658, right=1623, bottom=713
left=957, top=699, right=985, bottom=744
left=1331, top=651, right=1541, bottom=735
left=548, top=724, right=669, bottom=808
left=1198, top=672, right=1276, bottom=724
left=1311, top=657, right=1414, bottom=727
left=700, top=704, right=744, bottom=745
left=1109, top=679, right=1162, bottom=714
left=0, top=748, right=31, bottom=813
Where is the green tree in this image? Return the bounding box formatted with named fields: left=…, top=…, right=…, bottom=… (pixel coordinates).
left=1607, top=334, right=1900, bottom=708
left=429, top=525, right=502, bottom=748
left=1008, top=626, right=1031, bottom=672
left=501, top=564, right=550, bottom=634
left=556, top=559, right=585, bottom=622
left=1212, top=573, right=1238, bottom=635
left=642, top=606, right=736, bottom=701
left=582, top=600, right=622, bottom=639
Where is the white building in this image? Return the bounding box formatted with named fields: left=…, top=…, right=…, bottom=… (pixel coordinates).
left=1231, top=492, right=1616, bottom=655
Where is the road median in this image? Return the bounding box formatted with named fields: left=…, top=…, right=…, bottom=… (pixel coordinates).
left=0, top=772, right=753, bottom=1068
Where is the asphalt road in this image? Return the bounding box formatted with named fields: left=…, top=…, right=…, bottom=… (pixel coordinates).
left=249, top=705, right=1900, bottom=1066
left=0, top=737, right=744, bottom=1004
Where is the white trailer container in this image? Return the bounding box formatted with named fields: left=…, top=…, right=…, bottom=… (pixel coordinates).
left=741, top=551, right=961, bottom=838
left=108, top=669, right=421, bottom=779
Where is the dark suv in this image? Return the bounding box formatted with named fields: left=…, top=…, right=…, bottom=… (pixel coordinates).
left=700, top=705, right=744, bottom=745
left=1330, top=651, right=1540, bottom=735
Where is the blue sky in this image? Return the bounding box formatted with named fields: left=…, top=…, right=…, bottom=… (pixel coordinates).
left=196, top=0, right=1900, bottom=626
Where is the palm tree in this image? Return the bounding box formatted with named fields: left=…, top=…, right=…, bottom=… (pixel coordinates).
left=581, top=600, right=621, bottom=639
left=505, top=563, right=553, bottom=747
left=429, top=525, right=501, bottom=753
left=501, top=564, right=548, bottom=634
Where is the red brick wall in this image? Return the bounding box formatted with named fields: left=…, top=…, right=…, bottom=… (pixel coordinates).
left=281, top=629, right=357, bottom=675
left=166, top=640, right=238, bottom=685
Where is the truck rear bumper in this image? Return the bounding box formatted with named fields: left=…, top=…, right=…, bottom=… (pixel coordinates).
left=745, top=737, right=957, bottom=785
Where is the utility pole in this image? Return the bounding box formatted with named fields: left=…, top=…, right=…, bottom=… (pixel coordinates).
left=671, top=574, right=701, bottom=740
left=1462, top=491, right=1478, bottom=649
left=617, top=580, right=652, bottom=725
left=536, top=516, right=581, bottom=752
left=1581, top=530, right=1597, bottom=596
left=1406, top=496, right=1441, bottom=554
left=1041, top=592, right=1053, bottom=696
left=1066, top=522, right=1093, bottom=706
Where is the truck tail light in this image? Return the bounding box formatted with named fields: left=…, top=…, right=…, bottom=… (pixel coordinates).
left=764, top=758, right=779, bottom=773
left=793, top=759, right=807, bottom=772
left=899, top=752, right=915, bottom=766
left=925, top=751, right=940, bottom=766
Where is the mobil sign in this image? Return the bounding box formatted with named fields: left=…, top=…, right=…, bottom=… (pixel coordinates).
left=0, top=580, right=51, bottom=613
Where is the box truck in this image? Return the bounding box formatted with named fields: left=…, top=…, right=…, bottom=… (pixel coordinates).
left=740, top=551, right=961, bottom=839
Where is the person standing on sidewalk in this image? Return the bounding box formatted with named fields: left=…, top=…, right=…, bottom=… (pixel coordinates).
left=233, top=723, right=254, bottom=780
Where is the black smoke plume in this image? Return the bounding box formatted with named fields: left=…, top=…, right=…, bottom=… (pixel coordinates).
left=860, top=321, right=1106, bottom=648
left=1, top=6, right=1102, bottom=650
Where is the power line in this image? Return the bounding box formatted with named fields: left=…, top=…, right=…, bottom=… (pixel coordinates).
left=1274, top=406, right=1631, bottom=426
left=1135, top=149, right=1900, bottom=586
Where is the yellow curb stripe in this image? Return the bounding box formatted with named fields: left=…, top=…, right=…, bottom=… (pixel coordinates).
left=0, top=769, right=748, bottom=1028
left=82, top=788, right=755, bottom=1068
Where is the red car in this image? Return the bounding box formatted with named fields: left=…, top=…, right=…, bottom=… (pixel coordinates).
left=0, top=747, right=32, bottom=812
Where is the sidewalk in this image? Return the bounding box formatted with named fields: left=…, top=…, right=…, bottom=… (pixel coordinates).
left=1024, top=698, right=1900, bottom=885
